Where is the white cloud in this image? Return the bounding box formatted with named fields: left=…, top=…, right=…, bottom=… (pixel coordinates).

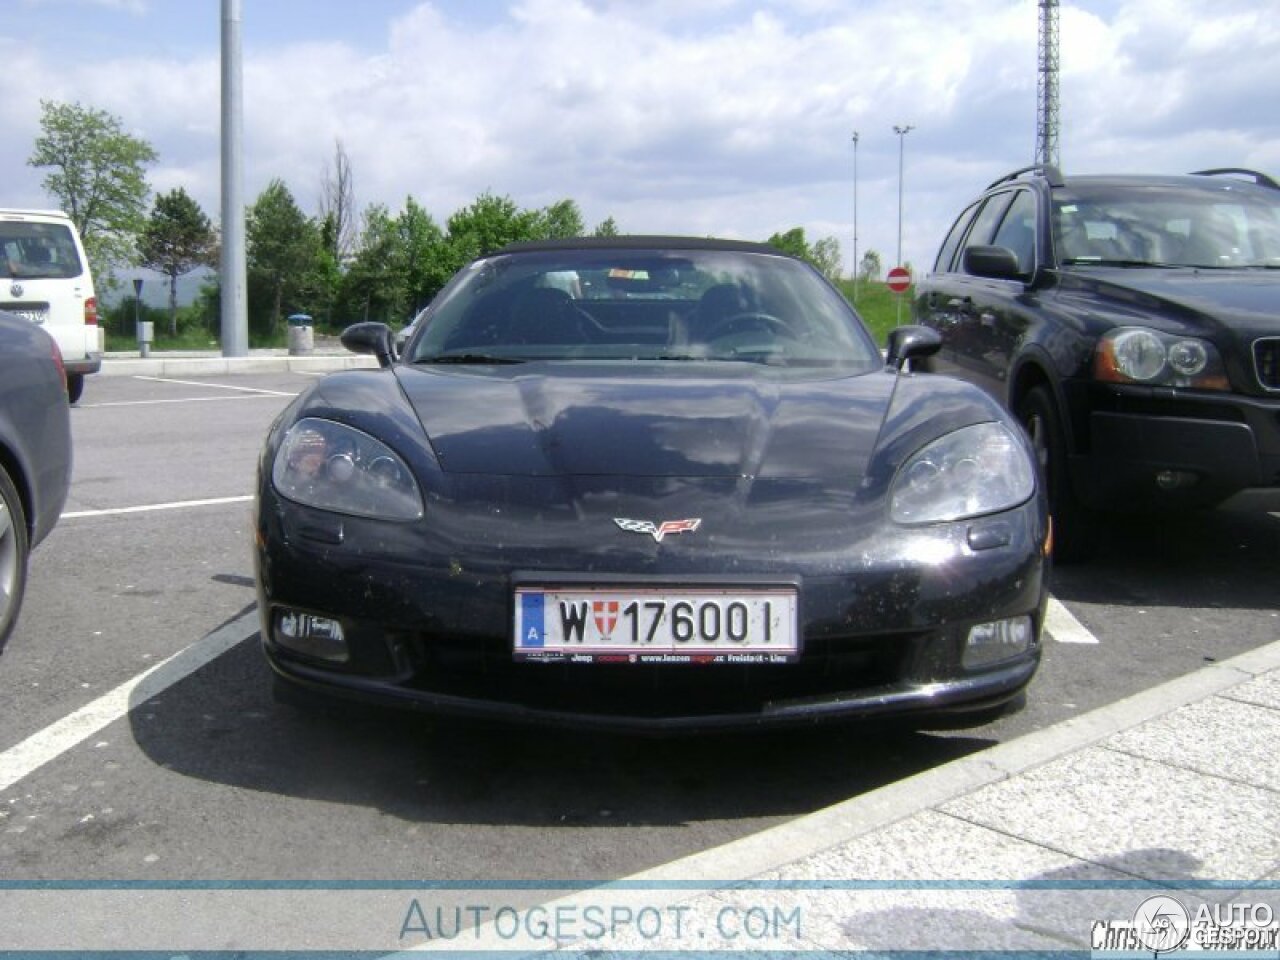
left=3, top=0, right=1278, bottom=276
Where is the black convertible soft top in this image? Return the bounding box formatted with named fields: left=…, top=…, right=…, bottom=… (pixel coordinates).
left=495, top=235, right=787, bottom=256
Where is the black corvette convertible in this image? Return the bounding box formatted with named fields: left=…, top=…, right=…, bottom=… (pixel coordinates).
left=254, top=237, right=1049, bottom=731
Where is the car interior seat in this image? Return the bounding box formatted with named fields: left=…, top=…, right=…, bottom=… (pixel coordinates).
left=687, top=283, right=759, bottom=342
left=507, top=287, right=585, bottom=346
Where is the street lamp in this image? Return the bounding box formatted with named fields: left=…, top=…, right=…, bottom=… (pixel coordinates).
left=892, top=124, right=914, bottom=269
left=851, top=130, right=860, bottom=303
left=893, top=123, right=915, bottom=323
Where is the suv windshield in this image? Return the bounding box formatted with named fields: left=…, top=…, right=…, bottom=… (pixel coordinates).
left=0, top=221, right=85, bottom=280
left=1053, top=181, right=1280, bottom=269
left=405, top=247, right=880, bottom=373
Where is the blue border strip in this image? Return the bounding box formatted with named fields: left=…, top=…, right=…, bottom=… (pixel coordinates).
left=0, top=953, right=1094, bottom=959
left=0, top=878, right=1276, bottom=891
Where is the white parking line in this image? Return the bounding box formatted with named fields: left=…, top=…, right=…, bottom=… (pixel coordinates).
left=82, top=394, right=290, bottom=409
left=0, top=609, right=259, bottom=794
left=62, top=495, right=253, bottom=520
left=135, top=375, right=298, bottom=397
left=1044, top=596, right=1099, bottom=644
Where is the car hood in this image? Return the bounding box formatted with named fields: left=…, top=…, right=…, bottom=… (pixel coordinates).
left=394, top=363, right=892, bottom=479
left=1066, top=268, right=1280, bottom=335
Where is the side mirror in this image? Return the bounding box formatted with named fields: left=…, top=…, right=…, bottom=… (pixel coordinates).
left=963, top=244, right=1025, bottom=281
left=885, top=325, right=942, bottom=370
left=340, top=322, right=396, bottom=368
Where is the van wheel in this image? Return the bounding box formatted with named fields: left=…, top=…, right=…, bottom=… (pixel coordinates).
left=67, top=374, right=84, bottom=405
left=0, top=464, right=30, bottom=653
left=1017, top=385, right=1095, bottom=562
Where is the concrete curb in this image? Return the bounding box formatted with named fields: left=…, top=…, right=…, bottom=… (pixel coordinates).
left=99, top=354, right=377, bottom=377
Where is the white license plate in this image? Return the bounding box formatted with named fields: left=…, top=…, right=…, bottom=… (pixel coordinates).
left=6, top=308, right=47, bottom=324
left=513, top=585, right=799, bottom=664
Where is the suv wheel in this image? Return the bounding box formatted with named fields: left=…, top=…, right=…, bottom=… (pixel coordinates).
left=0, top=463, right=30, bottom=652
left=67, top=374, right=85, bottom=405
left=1017, top=385, right=1095, bottom=562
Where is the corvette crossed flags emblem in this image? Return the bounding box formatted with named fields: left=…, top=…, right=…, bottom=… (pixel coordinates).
left=613, top=517, right=702, bottom=542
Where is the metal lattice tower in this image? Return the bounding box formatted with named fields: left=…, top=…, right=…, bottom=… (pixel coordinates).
left=1035, top=0, right=1060, bottom=166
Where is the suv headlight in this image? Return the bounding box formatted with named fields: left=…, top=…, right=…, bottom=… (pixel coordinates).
left=272, top=418, right=424, bottom=520
left=1094, top=327, right=1229, bottom=390
left=891, top=422, right=1036, bottom=525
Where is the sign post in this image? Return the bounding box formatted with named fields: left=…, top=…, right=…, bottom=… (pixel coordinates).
left=886, top=266, right=912, bottom=324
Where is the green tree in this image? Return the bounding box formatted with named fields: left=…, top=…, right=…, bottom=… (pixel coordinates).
left=810, top=235, right=843, bottom=282
left=338, top=203, right=405, bottom=324
left=531, top=198, right=585, bottom=239
left=593, top=216, right=620, bottom=237
left=27, top=100, right=158, bottom=283
left=137, top=188, right=218, bottom=336
left=246, top=179, right=324, bottom=335
left=859, top=248, right=883, bottom=282
left=766, top=227, right=811, bottom=261
left=444, top=192, right=540, bottom=266
left=396, top=197, right=447, bottom=313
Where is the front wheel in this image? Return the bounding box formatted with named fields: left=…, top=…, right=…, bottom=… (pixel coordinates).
left=67, top=373, right=85, bottom=405
left=1016, top=385, right=1095, bottom=562
left=0, top=464, right=31, bottom=654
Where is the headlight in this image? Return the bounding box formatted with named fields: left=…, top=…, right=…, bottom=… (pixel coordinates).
left=272, top=418, right=424, bottom=520
left=1094, top=327, right=1229, bottom=390
left=891, top=422, right=1035, bottom=525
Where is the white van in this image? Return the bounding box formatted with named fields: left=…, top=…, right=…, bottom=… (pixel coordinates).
left=0, top=209, right=102, bottom=403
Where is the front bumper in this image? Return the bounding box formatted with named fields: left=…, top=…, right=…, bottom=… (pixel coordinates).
left=255, top=494, right=1048, bottom=732
left=1070, top=383, right=1280, bottom=508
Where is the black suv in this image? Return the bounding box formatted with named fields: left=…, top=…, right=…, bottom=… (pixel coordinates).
left=914, top=165, right=1280, bottom=558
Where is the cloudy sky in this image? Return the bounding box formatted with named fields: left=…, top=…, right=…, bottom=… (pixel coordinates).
left=3, top=0, right=1278, bottom=277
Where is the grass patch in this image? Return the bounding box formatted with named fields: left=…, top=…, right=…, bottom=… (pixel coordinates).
left=834, top=279, right=913, bottom=347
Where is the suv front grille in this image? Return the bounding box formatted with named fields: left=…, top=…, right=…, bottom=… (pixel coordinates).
left=1255, top=338, right=1280, bottom=392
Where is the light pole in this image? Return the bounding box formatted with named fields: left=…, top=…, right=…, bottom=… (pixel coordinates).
left=893, top=123, right=914, bottom=323
left=851, top=130, right=860, bottom=303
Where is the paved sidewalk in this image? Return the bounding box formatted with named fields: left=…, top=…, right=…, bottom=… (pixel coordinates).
left=423, top=639, right=1280, bottom=955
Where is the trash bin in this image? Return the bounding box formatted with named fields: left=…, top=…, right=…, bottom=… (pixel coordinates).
left=286, top=314, right=314, bottom=356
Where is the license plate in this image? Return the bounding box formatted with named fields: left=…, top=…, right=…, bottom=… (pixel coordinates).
left=513, top=585, right=799, bottom=664
left=5, top=308, right=47, bottom=324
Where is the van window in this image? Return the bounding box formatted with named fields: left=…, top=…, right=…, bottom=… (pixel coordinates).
left=0, top=222, right=85, bottom=280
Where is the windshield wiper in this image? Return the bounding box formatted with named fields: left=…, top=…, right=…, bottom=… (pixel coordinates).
left=414, top=352, right=526, bottom=365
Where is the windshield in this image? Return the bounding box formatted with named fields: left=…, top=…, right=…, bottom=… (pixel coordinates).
left=404, top=247, right=880, bottom=373
left=0, top=221, right=85, bottom=280
left=1053, top=181, right=1280, bottom=268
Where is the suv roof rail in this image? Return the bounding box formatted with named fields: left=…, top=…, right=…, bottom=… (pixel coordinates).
left=986, top=163, right=1065, bottom=190
left=1191, top=168, right=1280, bottom=189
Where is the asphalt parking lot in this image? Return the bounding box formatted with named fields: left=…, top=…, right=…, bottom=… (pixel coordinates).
left=1, top=369, right=1278, bottom=882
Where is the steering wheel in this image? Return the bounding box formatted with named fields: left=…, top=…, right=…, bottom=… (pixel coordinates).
left=702, top=311, right=796, bottom=342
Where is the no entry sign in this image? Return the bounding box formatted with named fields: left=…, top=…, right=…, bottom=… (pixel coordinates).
left=886, top=266, right=911, bottom=293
